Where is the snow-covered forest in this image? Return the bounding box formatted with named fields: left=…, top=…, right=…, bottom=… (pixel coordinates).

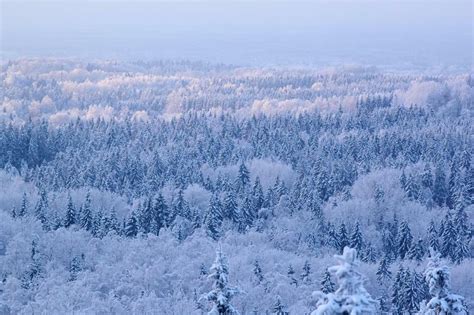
left=0, top=59, right=472, bottom=314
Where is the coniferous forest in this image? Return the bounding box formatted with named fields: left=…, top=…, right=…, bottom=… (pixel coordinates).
left=0, top=59, right=472, bottom=314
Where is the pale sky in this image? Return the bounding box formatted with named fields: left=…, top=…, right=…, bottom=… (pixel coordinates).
left=1, top=0, right=472, bottom=69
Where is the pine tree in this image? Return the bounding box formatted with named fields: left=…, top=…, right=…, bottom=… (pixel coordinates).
left=124, top=211, right=138, bottom=237
left=349, top=221, right=363, bottom=252
left=236, top=162, right=250, bottom=192
left=253, top=260, right=264, bottom=284
left=433, top=166, right=447, bottom=207
left=18, top=193, right=28, bottom=217
left=34, top=189, right=49, bottom=230
left=224, top=191, right=240, bottom=226
left=397, top=221, right=413, bottom=260
left=202, top=247, right=241, bottom=315
left=80, top=192, right=93, bottom=231
left=205, top=194, right=223, bottom=240
left=441, top=212, right=457, bottom=262
left=64, top=195, right=76, bottom=228
left=336, top=223, right=349, bottom=253
left=427, top=220, right=439, bottom=252
left=311, top=247, right=377, bottom=315
left=288, top=264, right=298, bottom=287
left=301, top=260, right=311, bottom=284
left=376, top=257, right=392, bottom=285
left=320, top=269, right=335, bottom=294
left=407, top=238, right=425, bottom=262
left=21, top=240, right=42, bottom=289
left=418, top=250, right=468, bottom=314
left=272, top=296, right=288, bottom=315
left=152, top=193, right=167, bottom=234
left=391, top=265, right=407, bottom=315
left=69, top=254, right=84, bottom=281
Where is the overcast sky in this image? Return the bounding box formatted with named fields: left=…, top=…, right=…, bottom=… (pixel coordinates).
left=1, top=0, right=472, bottom=69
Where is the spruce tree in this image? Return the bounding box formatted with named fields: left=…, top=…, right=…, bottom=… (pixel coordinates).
left=320, top=269, right=335, bottom=294
left=397, top=221, right=413, bottom=260
left=202, top=247, right=241, bottom=315
left=300, top=260, right=311, bottom=284
left=64, top=195, right=76, bottom=228
left=18, top=193, right=28, bottom=217
left=272, top=296, right=288, bottom=315
left=349, top=221, right=363, bottom=252
left=418, top=250, right=468, bottom=314
left=34, top=189, right=49, bottom=230
left=311, top=247, right=377, bottom=315
left=124, top=211, right=138, bottom=237
left=253, top=260, right=264, bottom=284
left=376, top=257, right=392, bottom=285
left=80, top=192, right=93, bottom=231
left=288, top=265, right=298, bottom=287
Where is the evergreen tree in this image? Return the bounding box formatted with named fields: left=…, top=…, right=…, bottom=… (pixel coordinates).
left=80, top=192, right=93, bottom=231
left=18, top=193, right=28, bottom=217
left=202, top=247, right=241, bottom=315
left=391, top=265, right=407, bottom=315
left=336, top=223, right=349, bottom=253
left=407, top=238, right=425, bottom=262
left=124, top=211, right=138, bottom=237
left=441, top=211, right=457, bottom=262
left=69, top=254, right=85, bottom=281
left=223, top=191, right=240, bottom=226
left=311, top=247, right=377, bottom=315
left=34, top=189, right=49, bottom=230
left=433, top=166, right=447, bottom=207
left=287, top=264, right=298, bottom=287
left=21, top=240, right=42, bottom=289
left=300, top=260, right=311, bottom=284
left=152, top=193, right=167, bottom=234
left=427, top=220, right=439, bottom=252
left=320, top=269, right=335, bottom=294
left=205, top=194, right=223, bottom=240
left=397, top=221, right=413, bottom=260
left=253, top=260, right=264, bottom=284
left=64, top=195, right=76, bottom=228
left=376, top=257, right=392, bottom=285
left=272, top=296, right=288, bottom=315
left=349, top=221, right=363, bottom=252
left=418, top=250, right=468, bottom=314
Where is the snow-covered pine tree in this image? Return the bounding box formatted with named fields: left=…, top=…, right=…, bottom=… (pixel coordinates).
left=34, top=189, right=49, bottom=230
left=253, top=260, right=264, bottom=284
left=441, top=211, right=457, bottom=262
left=376, top=256, right=391, bottom=285
left=203, top=247, right=241, bottom=315
left=320, top=269, right=335, bottom=294
left=408, top=238, right=425, bottom=263
left=427, top=221, right=439, bottom=252
left=418, top=249, right=468, bottom=315
left=301, top=260, right=312, bottom=284
left=349, top=221, right=363, bottom=252
left=311, top=247, right=377, bottom=315
left=272, top=296, right=288, bottom=315
left=397, top=221, right=413, bottom=260
left=64, top=195, right=76, bottom=228
left=124, top=211, right=138, bottom=237
left=18, top=192, right=28, bottom=217
left=80, top=192, right=93, bottom=231
left=288, top=264, right=298, bottom=287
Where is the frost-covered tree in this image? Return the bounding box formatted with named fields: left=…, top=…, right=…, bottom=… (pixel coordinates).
left=376, top=256, right=391, bottom=285
left=320, top=269, right=335, bottom=294
left=418, top=250, right=468, bottom=315
left=272, top=296, right=288, bottom=315
left=311, top=247, right=377, bottom=315
left=253, top=260, right=264, bottom=284
left=203, top=247, right=241, bottom=315
left=64, top=195, right=76, bottom=228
